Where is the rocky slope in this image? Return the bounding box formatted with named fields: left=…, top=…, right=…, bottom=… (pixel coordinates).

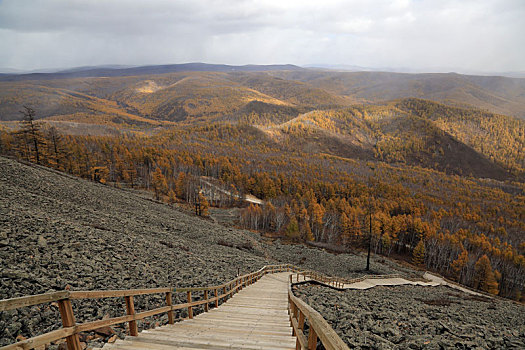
left=4, top=156, right=522, bottom=349
left=294, top=283, right=525, bottom=349
left=0, top=156, right=407, bottom=347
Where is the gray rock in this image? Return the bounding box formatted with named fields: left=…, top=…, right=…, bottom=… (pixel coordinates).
left=37, top=235, right=47, bottom=247
left=293, top=283, right=525, bottom=349
left=7, top=321, right=22, bottom=336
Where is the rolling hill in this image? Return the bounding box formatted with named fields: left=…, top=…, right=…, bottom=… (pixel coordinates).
left=1, top=67, right=524, bottom=180
left=272, top=70, right=525, bottom=119
left=256, top=100, right=524, bottom=180
left=1, top=67, right=525, bottom=125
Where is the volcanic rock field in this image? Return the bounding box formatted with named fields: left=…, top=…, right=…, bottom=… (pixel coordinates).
left=1, top=156, right=523, bottom=349
left=294, top=283, right=524, bottom=349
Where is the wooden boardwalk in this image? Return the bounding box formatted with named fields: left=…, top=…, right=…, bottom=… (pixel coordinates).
left=1, top=264, right=350, bottom=350
left=101, top=273, right=296, bottom=350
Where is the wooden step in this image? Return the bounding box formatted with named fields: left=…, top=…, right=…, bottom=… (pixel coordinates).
left=100, top=273, right=296, bottom=350
left=141, top=330, right=295, bottom=344
left=127, top=332, right=296, bottom=349
left=192, top=316, right=292, bottom=328
left=146, top=323, right=293, bottom=337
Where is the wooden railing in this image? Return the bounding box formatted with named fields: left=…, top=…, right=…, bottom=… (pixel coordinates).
left=0, top=264, right=297, bottom=350
left=292, top=270, right=403, bottom=289
left=286, top=271, right=407, bottom=350
left=292, top=270, right=347, bottom=289
left=1, top=264, right=361, bottom=350
left=288, top=274, right=349, bottom=350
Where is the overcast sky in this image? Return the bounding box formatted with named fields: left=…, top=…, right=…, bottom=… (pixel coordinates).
left=0, top=0, right=524, bottom=73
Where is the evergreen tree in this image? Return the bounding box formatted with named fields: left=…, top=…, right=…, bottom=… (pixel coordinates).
left=285, top=216, right=300, bottom=240
left=168, top=189, right=177, bottom=205
left=451, top=248, right=469, bottom=281
left=152, top=167, right=168, bottom=200
left=474, top=255, right=499, bottom=295
left=303, top=221, right=314, bottom=241
left=412, top=239, right=425, bottom=266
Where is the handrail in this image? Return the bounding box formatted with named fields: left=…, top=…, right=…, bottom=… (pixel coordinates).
left=286, top=271, right=410, bottom=350
left=288, top=277, right=349, bottom=350
left=1, top=263, right=356, bottom=350
left=0, top=263, right=298, bottom=350
left=292, top=270, right=403, bottom=289
left=0, top=291, right=70, bottom=311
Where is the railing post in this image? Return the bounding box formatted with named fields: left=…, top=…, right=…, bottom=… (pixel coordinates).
left=298, top=310, right=305, bottom=330
left=166, top=291, right=174, bottom=324
left=290, top=303, right=297, bottom=335
left=124, top=296, right=138, bottom=336
left=187, top=291, right=193, bottom=319
left=297, top=310, right=305, bottom=350
left=204, top=290, right=209, bottom=312
left=223, top=286, right=226, bottom=300
left=307, top=326, right=318, bottom=350
left=58, top=298, right=81, bottom=350
left=214, top=288, right=219, bottom=307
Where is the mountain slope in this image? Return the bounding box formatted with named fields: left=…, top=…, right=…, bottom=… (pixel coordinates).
left=0, top=82, right=169, bottom=128
left=0, top=71, right=347, bottom=123
left=261, top=101, right=519, bottom=180
left=0, top=155, right=409, bottom=345
left=395, top=98, right=525, bottom=177
left=273, top=71, right=525, bottom=118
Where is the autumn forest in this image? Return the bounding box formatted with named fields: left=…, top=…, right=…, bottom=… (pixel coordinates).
left=0, top=68, right=524, bottom=300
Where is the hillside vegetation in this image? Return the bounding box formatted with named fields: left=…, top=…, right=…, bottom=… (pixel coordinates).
left=273, top=70, right=525, bottom=118
left=0, top=68, right=524, bottom=303
left=2, top=70, right=525, bottom=123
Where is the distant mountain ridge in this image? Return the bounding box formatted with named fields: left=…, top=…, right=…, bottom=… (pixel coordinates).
left=0, top=63, right=303, bottom=81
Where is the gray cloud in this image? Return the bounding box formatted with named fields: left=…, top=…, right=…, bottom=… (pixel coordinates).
left=0, top=0, right=524, bottom=72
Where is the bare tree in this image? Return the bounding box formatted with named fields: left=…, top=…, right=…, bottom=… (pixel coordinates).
left=19, top=106, right=43, bottom=165
left=46, top=126, right=62, bottom=168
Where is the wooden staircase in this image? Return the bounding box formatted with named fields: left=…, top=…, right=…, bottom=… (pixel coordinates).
left=101, top=273, right=295, bottom=350
left=1, top=264, right=350, bottom=350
